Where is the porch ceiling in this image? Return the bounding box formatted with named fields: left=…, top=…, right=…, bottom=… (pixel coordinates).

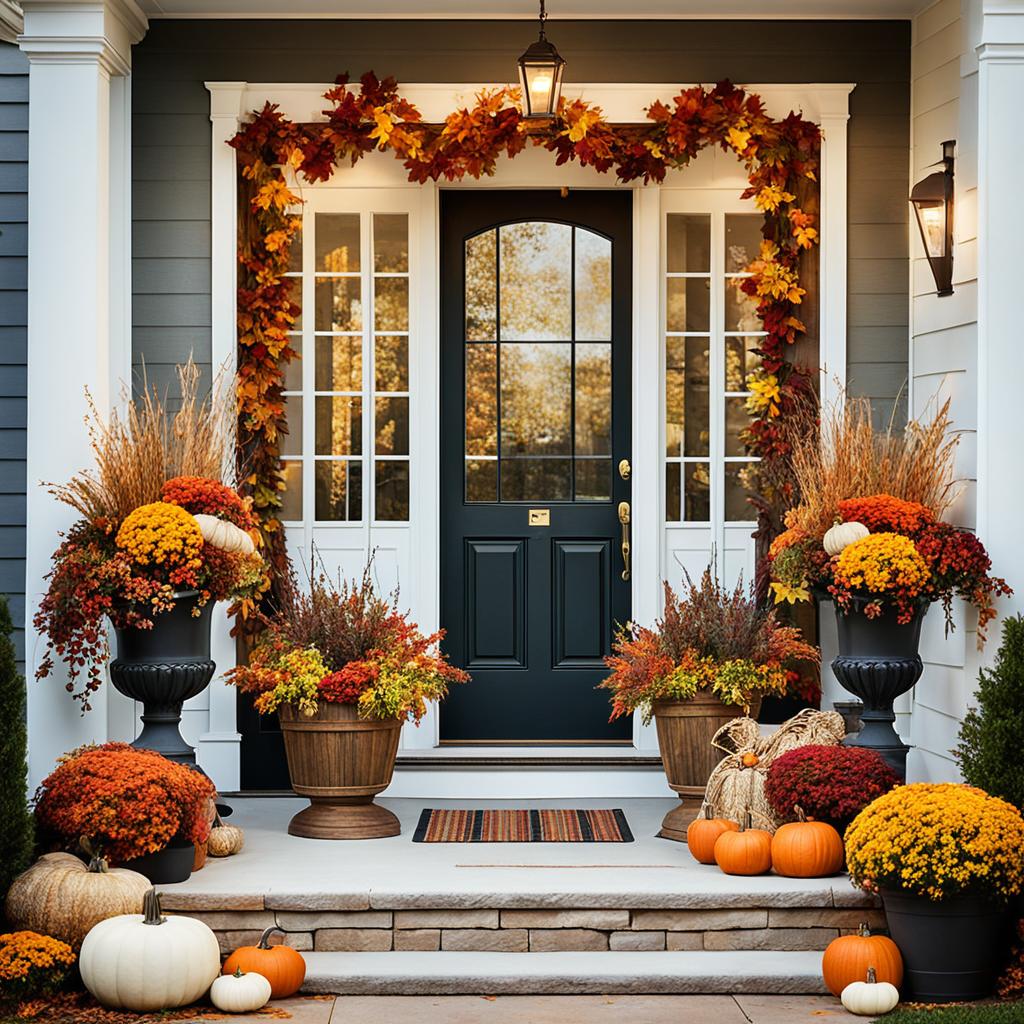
left=138, top=0, right=927, bottom=19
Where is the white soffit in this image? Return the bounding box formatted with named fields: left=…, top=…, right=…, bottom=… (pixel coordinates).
left=140, top=0, right=927, bottom=19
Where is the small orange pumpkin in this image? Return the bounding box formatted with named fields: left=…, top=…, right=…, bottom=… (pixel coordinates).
left=821, top=924, right=903, bottom=997
left=771, top=805, right=845, bottom=878
left=686, top=804, right=739, bottom=865
left=223, top=927, right=306, bottom=999
left=741, top=751, right=759, bottom=768
left=713, top=811, right=773, bottom=876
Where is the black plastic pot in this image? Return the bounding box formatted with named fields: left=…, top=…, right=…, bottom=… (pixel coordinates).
left=831, top=599, right=926, bottom=780
left=882, top=890, right=1010, bottom=1001
left=121, top=837, right=195, bottom=885
left=108, top=591, right=216, bottom=766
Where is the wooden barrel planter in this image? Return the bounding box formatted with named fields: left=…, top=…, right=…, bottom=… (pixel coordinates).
left=279, top=702, right=403, bottom=840
left=654, top=692, right=761, bottom=842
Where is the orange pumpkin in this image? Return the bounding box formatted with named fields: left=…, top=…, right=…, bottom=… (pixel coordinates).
left=771, top=805, right=845, bottom=878
left=713, top=811, right=773, bottom=876
left=223, top=927, right=306, bottom=999
left=821, top=924, right=903, bottom=997
left=741, top=752, right=759, bottom=768
left=686, top=804, right=739, bottom=865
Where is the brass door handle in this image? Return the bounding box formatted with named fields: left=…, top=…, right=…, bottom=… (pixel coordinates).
left=617, top=501, right=631, bottom=581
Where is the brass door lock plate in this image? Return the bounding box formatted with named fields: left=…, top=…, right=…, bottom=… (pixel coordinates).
left=618, top=458, right=631, bottom=480
left=528, top=508, right=550, bottom=527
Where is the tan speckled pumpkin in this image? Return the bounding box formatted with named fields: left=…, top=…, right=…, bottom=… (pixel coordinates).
left=5, top=852, right=150, bottom=947
left=207, top=816, right=244, bottom=857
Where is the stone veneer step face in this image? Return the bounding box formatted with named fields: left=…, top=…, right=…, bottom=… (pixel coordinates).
left=174, top=903, right=887, bottom=956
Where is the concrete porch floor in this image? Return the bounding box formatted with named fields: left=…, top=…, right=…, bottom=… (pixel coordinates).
left=165, top=797, right=870, bottom=910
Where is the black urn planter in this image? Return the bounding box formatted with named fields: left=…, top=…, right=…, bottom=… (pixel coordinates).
left=882, top=890, right=1009, bottom=1002
left=830, top=598, right=925, bottom=780
left=120, top=837, right=195, bottom=885
left=108, top=591, right=216, bottom=767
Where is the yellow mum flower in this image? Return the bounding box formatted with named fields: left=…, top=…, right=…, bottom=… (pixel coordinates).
left=833, top=532, right=929, bottom=596
left=116, top=502, right=203, bottom=571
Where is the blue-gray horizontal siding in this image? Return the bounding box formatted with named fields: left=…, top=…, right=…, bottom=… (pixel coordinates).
left=132, top=18, right=911, bottom=422
left=0, top=41, right=26, bottom=665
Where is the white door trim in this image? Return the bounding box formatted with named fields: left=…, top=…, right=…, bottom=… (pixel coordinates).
left=205, top=80, right=851, bottom=788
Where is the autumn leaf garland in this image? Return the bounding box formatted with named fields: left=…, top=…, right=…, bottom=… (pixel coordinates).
left=231, top=74, right=822, bottom=594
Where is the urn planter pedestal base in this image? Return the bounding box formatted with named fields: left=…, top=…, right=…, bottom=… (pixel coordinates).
left=279, top=702, right=403, bottom=840
left=653, top=694, right=760, bottom=841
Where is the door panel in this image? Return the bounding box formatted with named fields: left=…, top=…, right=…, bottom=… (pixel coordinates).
left=440, top=190, right=632, bottom=744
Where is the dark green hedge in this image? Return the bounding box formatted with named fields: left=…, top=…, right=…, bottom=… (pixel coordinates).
left=882, top=1003, right=1024, bottom=1023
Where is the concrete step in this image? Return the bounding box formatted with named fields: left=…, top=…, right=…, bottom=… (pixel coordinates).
left=301, top=950, right=829, bottom=995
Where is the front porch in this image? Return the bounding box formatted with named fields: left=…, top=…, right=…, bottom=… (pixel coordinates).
left=161, top=797, right=879, bottom=995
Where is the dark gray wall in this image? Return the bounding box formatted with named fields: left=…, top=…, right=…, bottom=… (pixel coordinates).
left=132, top=18, right=911, bottom=418
left=0, top=41, right=26, bottom=665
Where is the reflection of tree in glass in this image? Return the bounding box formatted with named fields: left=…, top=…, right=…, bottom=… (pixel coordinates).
left=500, top=343, right=571, bottom=455
left=575, top=230, right=611, bottom=340
left=375, top=462, right=408, bottom=521
left=575, top=344, right=611, bottom=455
left=465, top=231, right=496, bottom=341
left=499, top=223, right=572, bottom=341
left=465, top=345, right=497, bottom=457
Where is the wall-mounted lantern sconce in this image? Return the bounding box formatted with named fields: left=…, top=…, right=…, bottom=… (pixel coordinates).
left=910, top=140, right=955, bottom=297
left=516, top=0, right=566, bottom=119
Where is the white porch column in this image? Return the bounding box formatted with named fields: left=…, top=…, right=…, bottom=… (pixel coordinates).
left=976, top=2, right=1024, bottom=634
left=199, top=82, right=246, bottom=789
left=20, top=0, right=147, bottom=787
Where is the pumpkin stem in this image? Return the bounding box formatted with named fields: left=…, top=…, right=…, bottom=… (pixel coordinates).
left=703, top=804, right=714, bottom=820
left=866, top=966, right=877, bottom=984
left=142, top=888, right=166, bottom=926
left=234, top=967, right=246, bottom=979
left=858, top=923, right=870, bottom=937
left=740, top=810, right=752, bottom=832
left=257, top=926, right=283, bottom=949
left=793, top=804, right=807, bottom=823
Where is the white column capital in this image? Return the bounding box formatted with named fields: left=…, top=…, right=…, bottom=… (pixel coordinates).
left=206, top=80, right=248, bottom=123
left=18, top=0, right=147, bottom=76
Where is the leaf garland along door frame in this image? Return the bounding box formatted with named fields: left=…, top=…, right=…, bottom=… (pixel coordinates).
left=231, top=73, right=822, bottom=600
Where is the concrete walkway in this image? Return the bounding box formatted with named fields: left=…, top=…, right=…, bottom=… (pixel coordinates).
left=179, top=994, right=870, bottom=1022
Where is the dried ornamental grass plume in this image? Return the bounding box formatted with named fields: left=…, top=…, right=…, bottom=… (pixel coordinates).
left=50, top=361, right=236, bottom=524
left=787, top=396, right=958, bottom=542
left=845, top=783, right=1024, bottom=902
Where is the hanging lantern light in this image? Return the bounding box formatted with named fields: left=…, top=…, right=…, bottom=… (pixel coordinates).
left=910, top=140, right=955, bottom=297
left=516, top=0, right=566, bottom=119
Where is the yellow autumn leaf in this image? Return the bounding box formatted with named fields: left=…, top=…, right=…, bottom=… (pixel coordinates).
left=754, top=184, right=796, bottom=213
left=770, top=581, right=810, bottom=605
left=727, top=127, right=752, bottom=153
left=370, top=109, right=394, bottom=147
left=567, top=109, right=601, bottom=143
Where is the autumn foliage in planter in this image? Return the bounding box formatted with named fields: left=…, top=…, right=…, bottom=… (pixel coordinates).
left=34, top=744, right=216, bottom=864
left=765, top=744, right=900, bottom=830
left=229, top=567, right=468, bottom=722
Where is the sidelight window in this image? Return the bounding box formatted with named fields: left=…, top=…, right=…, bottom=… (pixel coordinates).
left=463, top=221, right=613, bottom=504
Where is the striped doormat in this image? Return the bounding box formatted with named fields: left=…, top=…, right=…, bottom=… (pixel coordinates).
left=413, top=808, right=633, bottom=843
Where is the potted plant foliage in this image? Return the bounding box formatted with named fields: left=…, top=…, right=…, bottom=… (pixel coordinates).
left=34, top=743, right=216, bottom=884
left=767, top=399, right=1010, bottom=778
left=228, top=568, right=468, bottom=839
left=846, top=782, right=1024, bottom=1002
left=33, top=364, right=267, bottom=764
left=599, top=566, right=819, bottom=840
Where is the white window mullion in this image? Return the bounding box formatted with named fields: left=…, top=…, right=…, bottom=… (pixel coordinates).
left=301, top=206, right=315, bottom=556
left=709, top=209, right=726, bottom=563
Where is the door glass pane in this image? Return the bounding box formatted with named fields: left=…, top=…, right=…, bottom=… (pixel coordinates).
left=666, top=277, right=710, bottom=333
left=466, top=459, right=497, bottom=502
left=373, top=213, right=408, bottom=272
left=284, top=337, right=302, bottom=392
left=500, top=342, right=571, bottom=457
left=499, top=222, right=571, bottom=340
left=315, top=278, right=362, bottom=332
left=575, top=342, right=611, bottom=456
left=375, top=335, right=408, bottom=391
left=375, top=460, right=409, bottom=520
left=666, top=463, right=681, bottom=522
left=466, top=230, right=497, bottom=341
left=725, top=463, right=753, bottom=521
left=280, top=461, right=302, bottom=521
left=280, top=396, right=302, bottom=456
left=574, top=229, right=611, bottom=341
left=725, top=278, right=760, bottom=333
left=725, top=214, right=763, bottom=272
left=667, top=214, right=711, bottom=273
left=315, top=396, right=362, bottom=456
left=315, top=460, right=362, bottom=521
left=374, top=277, right=409, bottom=332
left=316, top=214, right=360, bottom=272
left=725, top=396, right=752, bottom=457
left=684, top=462, right=711, bottom=521
left=575, top=459, right=611, bottom=502
left=501, top=458, right=572, bottom=502
left=666, top=336, right=710, bottom=458
left=466, top=344, right=497, bottom=457
left=726, top=336, right=763, bottom=392
left=375, top=396, right=409, bottom=456
left=315, top=336, right=362, bottom=392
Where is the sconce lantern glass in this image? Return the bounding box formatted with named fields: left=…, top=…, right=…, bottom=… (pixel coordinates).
left=516, top=1, right=566, bottom=119
left=910, top=140, right=955, bottom=297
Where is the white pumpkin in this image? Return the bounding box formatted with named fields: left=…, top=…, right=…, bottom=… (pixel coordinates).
left=194, top=513, right=256, bottom=555
left=841, top=967, right=900, bottom=1017
left=823, top=519, right=869, bottom=557
left=210, top=969, right=272, bottom=1013
left=79, top=889, right=220, bottom=1011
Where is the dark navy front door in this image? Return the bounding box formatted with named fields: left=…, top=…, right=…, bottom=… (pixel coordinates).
left=440, top=190, right=633, bottom=743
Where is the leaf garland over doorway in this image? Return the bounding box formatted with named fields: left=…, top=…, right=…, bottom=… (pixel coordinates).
left=230, top=74, right=822, bottom=596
